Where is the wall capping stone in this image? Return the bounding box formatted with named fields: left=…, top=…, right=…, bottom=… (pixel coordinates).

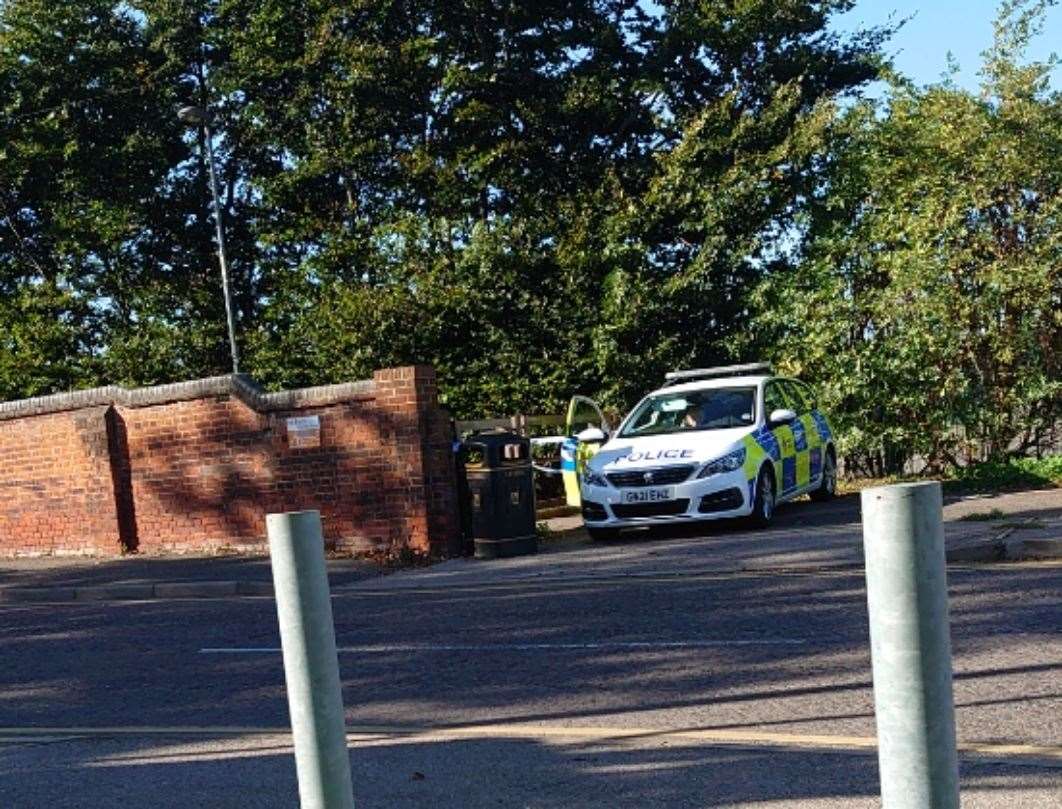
left=0, top=375, right=376, bottom=422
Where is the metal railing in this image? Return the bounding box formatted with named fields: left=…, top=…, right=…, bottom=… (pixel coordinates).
left=454, top=413, right=565, bottom=438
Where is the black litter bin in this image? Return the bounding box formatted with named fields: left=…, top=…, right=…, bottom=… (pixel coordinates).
left=462, top=432, right=537, bottom=560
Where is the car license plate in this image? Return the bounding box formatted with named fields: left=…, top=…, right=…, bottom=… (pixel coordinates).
left=621, top=487, right=674, bottom=504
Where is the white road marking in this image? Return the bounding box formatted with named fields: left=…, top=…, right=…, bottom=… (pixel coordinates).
left=199, top=639, right=807, bottom=654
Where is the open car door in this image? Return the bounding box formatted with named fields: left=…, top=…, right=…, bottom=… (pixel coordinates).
left=561, top=396, right=610, bottom=507
left=528, top=395, right=611, bottom=509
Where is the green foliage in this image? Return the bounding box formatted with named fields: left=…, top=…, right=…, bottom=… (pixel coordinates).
left=0, top=0, right=1052, bottom=484
left=0, top=281, right=91, bottom=399
left=947, top=454, right=1062, bottom=493
left=958, top=508, right=1007, bottom=521
left=0, top=0, right=248, bottom=394
left=754, top=0, right=1061, bottom=473
left=214, top=0, right=887, bottom=416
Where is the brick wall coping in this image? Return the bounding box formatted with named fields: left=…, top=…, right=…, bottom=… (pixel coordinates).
left=0, top=374, right=376, bottom=422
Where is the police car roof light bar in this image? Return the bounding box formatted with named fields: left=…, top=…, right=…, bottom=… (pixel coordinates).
left=663, top=363, right=772, bottom=386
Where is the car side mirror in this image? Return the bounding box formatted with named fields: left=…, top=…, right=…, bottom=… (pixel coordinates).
left=576, top=427, right=607, bottom=444
left=768, top=408, right=798, bottom=428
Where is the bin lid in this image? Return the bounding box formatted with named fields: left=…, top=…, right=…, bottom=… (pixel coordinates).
left=463, top=431, right=530, bottom=467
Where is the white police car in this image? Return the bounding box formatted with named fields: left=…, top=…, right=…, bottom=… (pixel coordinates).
left=575, top=364, right=837, bottom=540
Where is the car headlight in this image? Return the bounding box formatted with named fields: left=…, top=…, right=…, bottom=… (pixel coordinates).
left=697, top=447, right=746, bottom=478
left=582, top=469, right=609, bottom=488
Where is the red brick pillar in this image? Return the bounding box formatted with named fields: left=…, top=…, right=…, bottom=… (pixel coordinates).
left=372, top=366, right=457, bottom=555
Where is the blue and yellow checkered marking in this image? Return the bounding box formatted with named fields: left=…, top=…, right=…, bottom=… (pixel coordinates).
left=742, top=425, right=789, bottom=500
left=729, top=410, right=837, bottom=509
left=561, top=438, right=580, bottom=506
left=752, top=427, right=781, bottom=461
left=811, top=411, right=832, bottom=443
left=809, top=446, right=823, bottom=481
left=781, top=456, right=797, bottom=494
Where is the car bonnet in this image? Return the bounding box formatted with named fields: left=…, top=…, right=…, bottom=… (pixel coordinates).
left=590, top=426, right=755, bottom=471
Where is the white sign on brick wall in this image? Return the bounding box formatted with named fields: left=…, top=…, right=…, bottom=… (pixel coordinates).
left=286, top=415, right=321, bottom=449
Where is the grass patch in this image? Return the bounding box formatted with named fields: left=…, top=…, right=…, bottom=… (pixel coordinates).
left=837, top=477, right=894, bottom=495
left=839, top=454, right=1061, bottom=496
left=944, top=455, right=1062, bottom=493
left=959, top=508, right=1006, bottom=522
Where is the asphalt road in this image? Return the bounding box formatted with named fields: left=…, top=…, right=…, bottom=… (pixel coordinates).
left=1, top=492, right=1059, bottom=807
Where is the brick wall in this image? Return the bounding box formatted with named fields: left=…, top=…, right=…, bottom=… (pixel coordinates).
left=0, top=367, right=458, bottom=558
left=0, top=407, right=122, bottom=556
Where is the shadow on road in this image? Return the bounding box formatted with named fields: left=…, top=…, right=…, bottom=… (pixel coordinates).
left=0, top=492, right=1058, bottom=808
left=0, top=555, right=381, bottom=590
left=1, top=731, right=1058, bottom=808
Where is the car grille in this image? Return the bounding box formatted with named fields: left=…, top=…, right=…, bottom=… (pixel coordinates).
left=611, top=499, right=691, bottom=519
left=606, top=465, right=695, bottom=488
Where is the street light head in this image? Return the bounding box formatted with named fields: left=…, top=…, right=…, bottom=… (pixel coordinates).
left=177, top=105, right=213, bottom=127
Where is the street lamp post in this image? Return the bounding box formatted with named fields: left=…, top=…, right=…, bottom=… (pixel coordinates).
left=178, top=104, right=241, bottom=374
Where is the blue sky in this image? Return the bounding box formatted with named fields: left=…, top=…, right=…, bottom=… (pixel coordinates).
left=833, top=1, right=1060, bottom=90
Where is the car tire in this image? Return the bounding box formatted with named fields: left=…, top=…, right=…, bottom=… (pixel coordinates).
left=810, top=448, right=837, bottom=502
left=587, top=526, right=620, bottom=542
left=749, top=466, right=776, bottom=528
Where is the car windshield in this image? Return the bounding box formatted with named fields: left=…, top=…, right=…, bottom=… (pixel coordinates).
left=619, top=387, right=757, bottom=437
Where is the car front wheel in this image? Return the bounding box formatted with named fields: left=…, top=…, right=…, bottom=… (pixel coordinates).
left=749, top=466, right=776, bottom=527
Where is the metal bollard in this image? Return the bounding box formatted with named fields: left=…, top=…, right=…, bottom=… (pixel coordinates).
left=267, top=510, right=355, bottom=809
left=861, top=482, right=960, bottom=809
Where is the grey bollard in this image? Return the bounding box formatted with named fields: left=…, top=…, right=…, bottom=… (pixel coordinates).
left=861, top=482, right=960, bottom=809
left=267, top=510, right=355, bottom=809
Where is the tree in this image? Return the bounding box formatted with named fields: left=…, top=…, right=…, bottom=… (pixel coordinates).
left=0, top=0, right=255, bottom=394
left=588, top=0, right=890, bottom=408
left=1, top=0, right=889, bottom=421
left=215, top=0, right=659, bottom=415
left=218, top=0, right=887, bottom=415
left=755, top=0, right=1061, bottom=473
